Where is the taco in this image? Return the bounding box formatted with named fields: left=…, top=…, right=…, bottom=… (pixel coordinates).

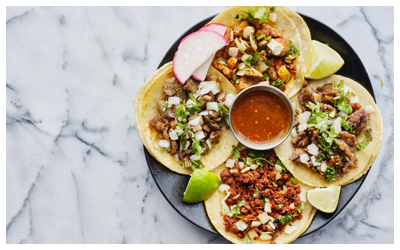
left=275, top=75, right=382, bottom=187
left=205, top=147, right=316, bottom=244
left=208, top=6, right=306, bottom=95
left=134, top=62, right=239, bottom=175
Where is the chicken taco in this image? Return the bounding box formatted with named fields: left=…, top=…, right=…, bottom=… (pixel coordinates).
left=275, top=75, right=382, bottom=187
left=208, top=6, right=309, bottom=95
left=134, top=62, right=239, bottom=175
left=205, top=146, right=316, bottom=244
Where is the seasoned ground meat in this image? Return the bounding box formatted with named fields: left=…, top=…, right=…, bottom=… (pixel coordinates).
left=149, top=115, right=168, bottom=131
left=348, top=110, right=370, bottom=135
left=298, top=86, right=315, bottom=105
left=256, top=23, right=283, bottom=38
left=209, top=130, right=222, bottom=143
left=334, top=138, right=353, bottom=160
left=340, top=131, right=358, bottom=147
left=183, top=78, right=199, bottom=93
left=216, top=90, right=227, bottom=103
left=291, top=131, right=309, bottom=147
left=163, top=77, right=182, bottom=96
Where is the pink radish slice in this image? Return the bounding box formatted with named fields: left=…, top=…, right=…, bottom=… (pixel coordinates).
left=173, top=29, right=228, bottom=85
left=192, top=24, right=228, bottom=81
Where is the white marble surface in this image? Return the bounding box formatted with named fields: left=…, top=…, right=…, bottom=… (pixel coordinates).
left=6, top=6, right=393, bottom=243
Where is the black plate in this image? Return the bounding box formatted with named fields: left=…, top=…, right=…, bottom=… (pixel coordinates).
left=144, top=11, right=375, bottom=239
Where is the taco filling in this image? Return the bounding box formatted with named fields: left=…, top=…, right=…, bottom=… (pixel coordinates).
left=289, top=80, right=374, bottom=183
left=149, top=72, right=235, bottom=170
left=212, top=6, right=300, bottom=93
left=218, top=147, right=306, bottom=244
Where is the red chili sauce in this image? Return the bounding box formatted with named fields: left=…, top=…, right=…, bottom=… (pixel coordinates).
left=232, top=91, right=290, bottom=144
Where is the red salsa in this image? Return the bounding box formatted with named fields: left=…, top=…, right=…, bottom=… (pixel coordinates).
left=232, top=91, right=290, bottom=144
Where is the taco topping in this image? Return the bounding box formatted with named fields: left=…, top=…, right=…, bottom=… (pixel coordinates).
left=219, top=147, right=304, bottom=244
left=212, top=6, right=300, bottom=93
left=149, top=73, right=234, bottom=170
left=289, top=81, right=373, bottom=183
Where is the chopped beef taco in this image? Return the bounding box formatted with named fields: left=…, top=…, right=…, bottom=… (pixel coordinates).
left=135, top=62, right=239, bottom=175
left=205, top=147, right=316, bottom=244
left=275, top=75, right=383, bottom=187
left=208, top=6, right=305, bottom=95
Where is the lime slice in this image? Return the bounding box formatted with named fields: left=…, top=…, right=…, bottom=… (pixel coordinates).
left=307, top=186, right=341, bottom=213
left=183, top=169, right=220, bottom=203
left=305, top=40, right=344, bottom=79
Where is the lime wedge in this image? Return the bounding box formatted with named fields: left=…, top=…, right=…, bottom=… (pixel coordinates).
left=307, top=186, right=341, bottom=213
left=183, top=169, right=220, bottom=203
left=305, top=40, right=344, bottom=79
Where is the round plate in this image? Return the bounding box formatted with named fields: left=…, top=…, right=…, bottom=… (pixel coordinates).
left=143, top=11, right=375, bottom=239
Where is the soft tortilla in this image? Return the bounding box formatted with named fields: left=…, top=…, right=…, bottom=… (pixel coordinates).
left=209, top=6, right=303, bottom=95
left=134, top=62, right=239, bottom=175
left=275, top=75, right=382, bottom=187
left=205, top=163, right=316, bottom=244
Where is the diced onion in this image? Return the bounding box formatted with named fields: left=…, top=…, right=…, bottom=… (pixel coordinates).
left=228, top=47, right=239, bottom=57
left=275, top=164, right=282, bottom=173
left=199, top=111, right=209, bottom=116
left=299, top=154, right=310, bottom=163
left=206, top=102, right=219, bottom=112
left=186, top=99, right=195, bottom=107
left=236, top=220, right=248, bottom=231
left=320, top=162, right=327, bottom=172
left=226, top=159, right=235, bottom=168
left=264, top=203, right=271, bottom=213
left=180, top=141, right=190, bottom=150
left=232, top=194, right=240, bottom=200
left=248, top=229, right=259, bottom=239
left=251, top=221, right=262, bottom=227
left=237, top=62, right=246, bottom=70
left=259, top=81, right=269, bottom=85
left=241, top=54, right=251, bottom=62
left=258, top=212, right=270, bottom=224
left=268, top=221, right=276, bottom=230
left=299, top=187, right=307, bottom=203
left=284, top=225, right=297, bottom=235
left=283, top=185, right=288, bottom=193
left=333, top=117, right=342, bottom=134
left=159, top=139, right=170, bottom=148
left=190, top=154, right=201, bottom=161
left=166, top=108, right=174, bottom=118
left=250, top=164, right=258, bottom=170
left=234, top=38, right=246, bottom=52
left=219, top=184, right=230, bottom=193
left=259, top=62, right=268, bottom=72
left=269, top=13, right=277, bottom=22
left=350, top=95, right=359, bottom=103
left=175, top=126, right=183, bottom=133
left=168, top=96, right=182, bottom=105
left=249, top=33, right=258, bottom=52
left=195, top=81, right=218, bottom=97
left=298, top=123, right=308, bottom=132
left=260, top=232, right=272, bottom=241
left=329, top=109, right=336, bottom=118
left=365, top=105, right=374, bottom=113
left=238, top=162, right=244, bottom=169
left=276, top=171, right=282, bottom=180
left=169, top=129, right=179, bottom=140
left=291, top=128, right=297, bottom=138
left=267, top=39, right=284, bottom=56
left=206, top=139, right=212, bottom=149
left=311, top=156, right=321, bottom=166
left=230, top=168, right=239, bottom=174
left=338, top=111, right=348, bottom=119
left=250, top=67, right=263, bottom=77
left=195, top=131, right=205, bottom=140
left=188, top=116, right=202, bottom=126
left=253, top=191, right=260, bottom=198
left=289, top=203, right=295, bottom=209
left=307, top=143, right=319, bottom=155
left=243, top=26, right=254, bottom=39
left=298, top=111, right=311, bottom=123
left=223, top=94, right=235, bottom=108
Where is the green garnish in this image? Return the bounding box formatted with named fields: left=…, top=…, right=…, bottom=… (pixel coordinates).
left=242, top=9, right=255, bottom=23
left=261, top=197, right=270, bottom=205
left=244, top=52, right=260, bottom=67
left=271, top=78, right=283, bottom=89
left=157, top=146, right=171, bottom=153
left=227, top=200, right=246, bottom=218
left=231, top=145, right=241, bottom=162
left=265, top=36, right=271, bottom=41
left=237, top=14, right=244, bottom=21
left=307, top=111, right=330, bottom=131
left=357, top=128, right=372, bottom=150
left=278, top=204, right=284, bottom=208
left=175, top=104, right=189, bottom=123
left=187, top=93, right=203, bottom=114
left=315, top=153, right=326, bottom=162
left=306, top=102, right=320, bottom=113
left=332, top=80, right=344, bottom=90
left=241, top=167, right=251, bottom=173
left=297, top=203, right=302, bottom=213
left=324, top=166, right=337, bottom=183
left=340, top=116, right=352, bottom=131
left=269, top=178, right=278, bottom=187
left=191, top=138, right=203, bottom=155
left=248, top=150, right=274, bottom=166
left=262, top=72, right=270, bottom=81
left=161, top=102, right=168, bottom=112
left=291, top=178, right=298, bottom=184
left=245, top=235, right=252, bottom=244
left=269, top=6, right=275, bottom=13
left=275, top=159, right=288, bottom=174
left=289, top=40, right=301, bottom=56
left=277, top=213, right=298, bottom=225
left=254, top=7, right=269, bottom=24
left=334, top=89, right=353, bottom=114
left=218, top=104, right=229, bottom=115
left=257, top=34, right=265, bottom=40
left=190, top=160, right=205, bottom=170
left=235, top=79, right=240, bottom=84
left=380, top=79, right=383, bottom=87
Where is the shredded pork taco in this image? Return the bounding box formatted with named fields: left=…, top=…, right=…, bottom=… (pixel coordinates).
left=208, top=6, right=308, bottom=95
left=205, top=146, right=316, bottom=244
left=275, top=75, right=382, bottom=187
left=134, top=62, right=239, bottom=175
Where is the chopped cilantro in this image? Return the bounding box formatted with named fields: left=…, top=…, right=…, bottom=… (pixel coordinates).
left=261, top=197, right=270, bottom=205
left=340, top=116, right=352, bottom=131
left=321, top=125, right=336, bottom=147
left=191, top=138, right=203, bottom=155
left=235, top=79, right=240, bottom=84
left=324, top=166, right=337, bottom=183
left=271, top=78, right=283, bottom=89
left=262, top=72, right=270, bottom=81
left=190, top=160, right=204, bottom=170
left=245, top=235, right=252, bottom=244
left=278, top=204, right=284, bottom=208
left=269, top=6, right=275, bottom=13
left=157, top=146, right=171, bottom=153
left=278, top=213, right=298, bottom=225
left=244, top=52, right=260, bottom=67
left=254, top=7, right=269, bottom=24
left=242, top=9, right=255, bottom=23
left=275, top=159, right=288, bottom=174
left=227, top=200, right=246, bottom=218
left=315, top=153, right=326, bottom=162
left=231, top=145, right=241, bottom=162
left=306, top=102, right=320, bottom=114
left=289, top=40, right=301, bottom=56
left=161, top=102, right=168, bottom=112
left=269, top=178, right=278, bottom=187
left=357, top=128, right=372, bottom=150
left=187, top=93, right=203, bottom=114
left=290, top=178, right=298, bottom=184
left=334, top=89, right=353, bottom=114
left=218, top=103, right=229, bottom=115
left=237, top=14, right=244, bottom=21
left=332, top=80, right=344, bottom=90
left=175, top=104, right=189, bottom=123
left=297, top=203, right=302, bottom=213
left=307, top=111, right=329, bottom=131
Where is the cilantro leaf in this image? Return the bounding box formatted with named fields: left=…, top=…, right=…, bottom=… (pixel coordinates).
left=275, top=159, right=288, bottom=174
left=340, top=116, right=352, bottom=131
left=244, top=52, right=260, bottom=67
left=278, top=213, right=298, bottom=225
left=269, top=6, right=275, bottom=13
left=307, top=111, right=329, bottom=131
left=261, top=197, right=270, bottom=205
left=271, top=78, right=283, bottom=89
left=269, top=178, right=278, bottom=187
left=306, top=102, right=320, bottom=114
left=289, top=40, right=301, bottom=56
left=357, top=128, right=372, bottom=150
left=297, top=203, right=302, bottom=213
left=191, top=138, right=203, bottom=155
left=334, top=90, right=353, bottom=114
left=254, top=7, right=269, bottom=24
left=324, top=166, right=337, bottom=183
left=315, top=153, right=326, bottom=162
left=290, top=178, right=298, bottom=184
left=227, top=200, right=246, bottom=218
left=245, top=235, right=252, bottom=244
left=332, top=80, right=344, bottom=90
left=190, top=160, right=204, bottom=170
left=242, top=9, right=255, bottom=23
left=231, top=145, right=241, bottom=162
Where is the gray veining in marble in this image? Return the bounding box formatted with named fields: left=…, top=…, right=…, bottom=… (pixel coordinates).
left=6, top=6, right=394, bottom=243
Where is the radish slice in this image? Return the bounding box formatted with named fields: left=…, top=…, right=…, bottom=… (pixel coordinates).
left=191, top=24, right=228, bottom=81
left=173, top=30, right=227, bottom=84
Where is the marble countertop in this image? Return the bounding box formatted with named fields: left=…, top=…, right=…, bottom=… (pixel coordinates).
left=6, top=6, right=393, bottom=243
